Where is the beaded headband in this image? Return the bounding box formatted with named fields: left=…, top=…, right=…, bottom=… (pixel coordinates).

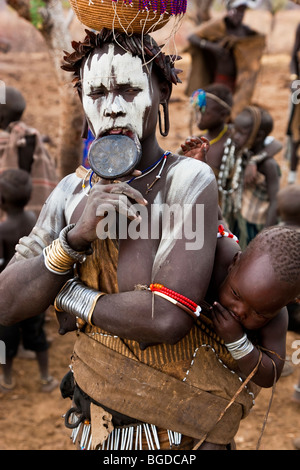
left=190, top=89, right=232, bottom=114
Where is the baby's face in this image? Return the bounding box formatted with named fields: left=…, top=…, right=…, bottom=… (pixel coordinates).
left=218, top=252, right=286, bottom=330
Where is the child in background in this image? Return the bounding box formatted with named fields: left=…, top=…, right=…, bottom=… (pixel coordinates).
left=233, top=105, right=282, bottom=248
left=0, top=86, right=57, bottom=219
left=181, top=102, right=282, bottom=240
left=181, top=84, right=233, bottom=171
left=277, top=183, right=300, bottom=231
left=0, top=169, right=58, bottom=393
left=180, top=85, right=242, bottom=231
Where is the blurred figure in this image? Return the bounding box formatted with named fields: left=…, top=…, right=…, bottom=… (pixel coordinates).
left=286, top=23, right=300, bottom=184
left=0, top=86, right=57, bottom=219
left=277, top=184, right=300, bottom=334
left=184, top=0, right=265, bottom=118
left=0, top=37, right=10, bottom=53
left=179, top=85, right=233, bottom=210
left=186, top=0, right=213, bottom=25
left=0, top=169, right=58, bottom=393
left=276, top=184, right=300, bottom=450
left=232, top=106, right=282, bottom=248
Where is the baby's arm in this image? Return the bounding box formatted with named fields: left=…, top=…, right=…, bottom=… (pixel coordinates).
left=212, top=303, right=288, bottom=388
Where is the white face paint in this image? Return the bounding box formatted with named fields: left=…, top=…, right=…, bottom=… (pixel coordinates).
left=81, top=44, right=152, bottom=140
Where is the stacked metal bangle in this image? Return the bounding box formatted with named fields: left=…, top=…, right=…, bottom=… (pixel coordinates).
left=54, top=277, right=105, bottom=326
left=43, top=239, right=76, bottom=275
left=225, top=333, right=254, bottom=360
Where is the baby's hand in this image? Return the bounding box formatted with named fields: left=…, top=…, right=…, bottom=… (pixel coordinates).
left=211, top=301, right=244, bottom=343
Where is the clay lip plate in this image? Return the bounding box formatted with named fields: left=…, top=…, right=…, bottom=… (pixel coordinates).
left=88, top=134, right=141, bottom=179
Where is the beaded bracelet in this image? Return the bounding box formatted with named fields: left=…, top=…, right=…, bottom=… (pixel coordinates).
left=249, top=150, right=268, bottom=165
left=149, top=283, right=201, bottom=320
left=217, top=224, right=239, bottom=244
left=225, top=333, right=254, bottom=360
left=54, top=277, right=105, bottom=326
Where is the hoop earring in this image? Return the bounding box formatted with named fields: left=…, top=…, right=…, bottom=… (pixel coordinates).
left=158, top=102, right=170, bottom=137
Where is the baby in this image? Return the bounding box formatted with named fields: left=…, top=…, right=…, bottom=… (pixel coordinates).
left=212, top=225, right=300, bottom=388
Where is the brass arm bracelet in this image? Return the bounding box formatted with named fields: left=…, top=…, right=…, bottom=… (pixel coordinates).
left=43, top=225, right=92, bottom=275
left=43, top=239, right=75, bottom=275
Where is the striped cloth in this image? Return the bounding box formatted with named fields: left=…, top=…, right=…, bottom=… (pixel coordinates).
left=72, top=236, right=260, bottom=446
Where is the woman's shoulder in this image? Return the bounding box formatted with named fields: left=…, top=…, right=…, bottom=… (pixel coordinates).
left=168, top=152, right=215, bottom=180
left=165, top=153, right=216, bottom=204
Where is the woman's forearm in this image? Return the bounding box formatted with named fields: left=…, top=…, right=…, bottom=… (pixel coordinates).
left=0, top=254, right=70, bottom=326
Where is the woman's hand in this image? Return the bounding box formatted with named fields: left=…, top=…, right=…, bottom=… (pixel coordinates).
left=55, top=309, right=77, bottom=335
left=67, top=172, right=148, bottom=251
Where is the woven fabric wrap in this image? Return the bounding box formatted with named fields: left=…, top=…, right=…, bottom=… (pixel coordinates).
left=69, top=0, right=187, bottom=34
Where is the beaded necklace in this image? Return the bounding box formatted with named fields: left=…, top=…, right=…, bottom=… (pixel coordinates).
left=218, top=137, right=243, bottom=214
left=126, top=151, right=171, bottom=191
left=206, top=124, right=228, bottom=146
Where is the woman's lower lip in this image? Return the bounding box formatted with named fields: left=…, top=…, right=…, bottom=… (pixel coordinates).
left=102, top=129, right=134, bottom=139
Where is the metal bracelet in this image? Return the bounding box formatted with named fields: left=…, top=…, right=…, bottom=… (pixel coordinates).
left=43, top=239, right=75, bottom=275
left=54, top=277, right=105, bottom=325
left=225, top=333, right=254, bottom=360
left=59, top=224, right=91, bottom=264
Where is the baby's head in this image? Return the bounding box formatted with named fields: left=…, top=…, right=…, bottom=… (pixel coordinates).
left=190, top=85, right=232, bottom=132
left=219, top=226, right=300, bottom=330
left=0, top=168, right=32, bottom=211
left=232, top=105, right=273, bottom=152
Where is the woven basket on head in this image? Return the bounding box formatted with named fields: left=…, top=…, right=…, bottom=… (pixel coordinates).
left=69, top=0, right=187, bottom=34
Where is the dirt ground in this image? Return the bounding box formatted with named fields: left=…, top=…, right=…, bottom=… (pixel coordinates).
left=0, top=5, right=300, bottom=451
